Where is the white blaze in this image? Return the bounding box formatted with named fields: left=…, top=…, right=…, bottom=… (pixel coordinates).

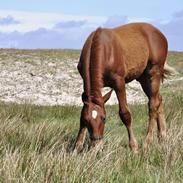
left=92, top=110, right=98, bottom=119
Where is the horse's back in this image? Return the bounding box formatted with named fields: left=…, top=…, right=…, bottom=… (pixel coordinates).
left=113, top=23, right=167, bottom=61
left=112, top=23, right=168, bottom=81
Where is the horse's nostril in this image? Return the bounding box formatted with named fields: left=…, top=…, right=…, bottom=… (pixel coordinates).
left=103, top=117, right=106, bottom=122
left=101, top=116, right=106, bottom=123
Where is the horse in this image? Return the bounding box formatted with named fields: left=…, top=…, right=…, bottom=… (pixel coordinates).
left=74, top=22, right=174, bottom=153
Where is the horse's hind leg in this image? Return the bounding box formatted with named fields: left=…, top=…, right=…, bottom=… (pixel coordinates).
left=114, top=77, right=138, bottom=153
left=138, top=65, right=166, bottom=150
left=157, top=96, right=166, bottom=141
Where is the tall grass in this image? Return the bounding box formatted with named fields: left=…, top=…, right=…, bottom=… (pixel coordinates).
left=0, top=92, right=182, bottom=183
left=0, top=49, right=182, bottom=182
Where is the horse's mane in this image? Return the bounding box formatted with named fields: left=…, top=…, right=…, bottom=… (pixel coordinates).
left=90, top=27, right=104, bottom=105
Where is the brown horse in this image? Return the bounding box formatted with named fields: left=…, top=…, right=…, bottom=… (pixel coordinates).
left=74, top=22, right=174, bottom=153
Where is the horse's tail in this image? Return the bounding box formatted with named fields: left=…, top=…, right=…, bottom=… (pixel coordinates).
left=164, top=62, right=177, bottom=76
left=163, top=61, right=178, bottom=80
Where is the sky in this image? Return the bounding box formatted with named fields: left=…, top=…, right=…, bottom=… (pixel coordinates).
left=0, top=0, right=183, bottom=50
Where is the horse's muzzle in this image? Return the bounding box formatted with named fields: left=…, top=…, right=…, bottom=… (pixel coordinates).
left=90, top=135, right=103, bottom=141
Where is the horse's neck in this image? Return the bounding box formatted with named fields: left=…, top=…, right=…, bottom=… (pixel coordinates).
left=90, top=86, right=104, bottom=106
left=83, top=85, right=103, bottom=106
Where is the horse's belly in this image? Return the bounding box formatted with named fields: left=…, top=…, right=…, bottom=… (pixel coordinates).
left=124, top=40, right=149, bottom=82
left=125, top=65, right=146, bottom=83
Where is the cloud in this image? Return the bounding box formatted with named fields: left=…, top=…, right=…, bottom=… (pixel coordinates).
left=103, top=15, right=128, bottom=28
left=0, top=10, right=103, bottom=49
left=159, top=20, right=183, bottom=51
left=0, top=15, right=20, bottom=25
left=160, top=19, right=183, bottom=36
left=0, top=10, right=182, bottom=51
left=0, top=10, right=106, bottom=32
left=54, top=20, right=87, bottom=29
left=173, top=10, right=183, bottom=18
left=151, top=10, right=183, bottom=51
left=0, top=26, right=94, bottom=49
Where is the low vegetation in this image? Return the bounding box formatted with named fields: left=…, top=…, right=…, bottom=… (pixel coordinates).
left=0, top=49, right=182, bottom=182
left=0, top=92, right=182, bottom=182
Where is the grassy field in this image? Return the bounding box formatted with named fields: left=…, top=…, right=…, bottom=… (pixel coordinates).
left=0, top=50, right=182, bottom=182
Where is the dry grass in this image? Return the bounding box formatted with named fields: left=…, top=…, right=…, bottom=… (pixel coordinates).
left=0, top=49, right=182, bottom=182
left=167, top=51, right=183, bottom=74
left=0, top=92, right=182, bottom=182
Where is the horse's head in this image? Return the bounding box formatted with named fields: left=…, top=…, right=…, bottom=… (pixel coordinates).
left=81, top=90, right=113, bottom=146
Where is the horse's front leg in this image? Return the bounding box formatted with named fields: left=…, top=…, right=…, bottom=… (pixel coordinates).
left=114, top=77, right=138, bottom=153
left=73, top=122, right=87, bottom=153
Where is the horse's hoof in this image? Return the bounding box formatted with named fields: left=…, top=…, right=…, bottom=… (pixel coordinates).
left=132, top=147, right=139, bottom=154
left=130, top=139, right=139, bottom=154
left=72, top=149, right=78, bottom=156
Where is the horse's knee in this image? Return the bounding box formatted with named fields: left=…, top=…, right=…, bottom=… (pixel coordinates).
left=148, top=95, right=164, bottom=123
left=159, top=95, right=162, bottom=103
left=119, top=109, right=131, bottom=126
left=149, top=95, right=161, bottom=114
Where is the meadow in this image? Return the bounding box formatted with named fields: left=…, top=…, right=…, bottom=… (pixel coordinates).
left=0, top=49, right=182, bottom=182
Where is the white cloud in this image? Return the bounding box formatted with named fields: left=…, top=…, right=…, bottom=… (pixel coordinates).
left=0, top=9, right=182, bottom=51
left=0, top=15, right=20, bottom=25
left=103, top=15, right=128, bottom=28
left=54, top=20, right=87, bottom=29
left=0, top=10, right=106, bottom=32
left=0, top=10, right=107, bottom=49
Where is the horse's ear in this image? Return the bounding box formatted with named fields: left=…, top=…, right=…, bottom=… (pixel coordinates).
left=82, top=92, right=90, bottom=104
left=103, top=90, right=113, bottom=103
left=82, top=92, right=87, bottom=102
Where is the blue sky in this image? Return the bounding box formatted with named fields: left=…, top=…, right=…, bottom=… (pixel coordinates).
left=0, top=0, right=183, bottom=50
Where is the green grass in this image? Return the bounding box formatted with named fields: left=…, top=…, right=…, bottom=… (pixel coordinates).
left=167, top=51, right=183, bottom=74
left=0, top=92, right=182, bottom=182
left=0, top=49, right=80, bottom=62
left=0, top=49, right=182, bottom=182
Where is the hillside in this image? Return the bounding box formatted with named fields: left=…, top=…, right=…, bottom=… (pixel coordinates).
left=0, top=49, right=182, bottom=106
left=0, top=49, right=182, bottom=182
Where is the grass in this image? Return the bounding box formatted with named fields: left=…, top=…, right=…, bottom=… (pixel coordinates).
left=0, top=92, right=182, bottom=182
left=167, top=51, right=183, bottom=74
left=0, top=49, right=182, bottom=182
left=0, top=49, right=80, bottom=62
